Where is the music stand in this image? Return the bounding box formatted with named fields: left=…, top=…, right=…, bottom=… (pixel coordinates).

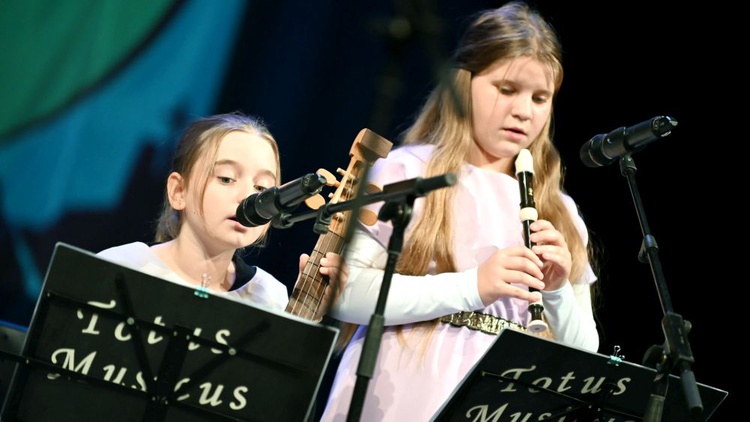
left=0, top=321, right=27, bottom=411
left=1, top=242, right=339, bottom=422
left=432, top=329, right=727, bottom=422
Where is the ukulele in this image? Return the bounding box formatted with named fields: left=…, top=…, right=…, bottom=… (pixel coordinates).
left=285, top=128, right=392, bottom=321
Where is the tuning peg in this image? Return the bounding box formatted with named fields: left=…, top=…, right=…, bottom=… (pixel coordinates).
left=304, top=194, right=326, bottom=210
left=359, top=209, right=378, bottom=226
left=316, top=168, right=337, bottom=186
left=364, top=183, right=381, bottom=194
left=354, top=184, right=381, bottom=226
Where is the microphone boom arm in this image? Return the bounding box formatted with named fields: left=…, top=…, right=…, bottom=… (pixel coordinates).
left=275, top=173, right=457, bottom=229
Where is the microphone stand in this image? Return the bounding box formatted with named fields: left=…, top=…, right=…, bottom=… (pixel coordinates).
left=276, top=174, right=456, bottom=422
left=616, top=153, right=703, bottom=421
left=346, top=197, right=412, bottom=422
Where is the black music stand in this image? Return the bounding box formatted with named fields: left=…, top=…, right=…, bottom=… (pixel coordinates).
left=0, top=321, right=27, bottom=409
left=1, top=242, right=339, bottom=422
left=431, top=329, right=727, bottom=422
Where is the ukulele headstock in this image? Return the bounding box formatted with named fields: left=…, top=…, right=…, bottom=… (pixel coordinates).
left=324, top=129, right=392, bottom=234
left=286, top=129, right=392, bottom=320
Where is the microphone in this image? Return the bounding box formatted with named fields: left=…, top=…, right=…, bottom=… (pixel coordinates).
left=579, top=115, right=678, bottom=168
left=236, top=173, right=327, bottom=228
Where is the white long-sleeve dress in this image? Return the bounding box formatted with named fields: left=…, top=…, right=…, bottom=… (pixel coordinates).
left=320, top=144, right=599, bottom=422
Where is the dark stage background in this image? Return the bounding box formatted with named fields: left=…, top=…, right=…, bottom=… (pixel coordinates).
left=1, top=1, right=731, bottom=420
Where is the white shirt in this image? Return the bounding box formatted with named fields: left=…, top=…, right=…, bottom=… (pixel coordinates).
left=96, top=242, right=289, bottom=311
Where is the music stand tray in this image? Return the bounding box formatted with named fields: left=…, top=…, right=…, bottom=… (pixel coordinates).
left=1, top=242, right=339, bottom=422
left=432, top=328, right=727, bottom=422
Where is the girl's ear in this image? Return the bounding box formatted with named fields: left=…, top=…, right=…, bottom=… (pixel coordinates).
left=167, top=172, right=186, bottom=210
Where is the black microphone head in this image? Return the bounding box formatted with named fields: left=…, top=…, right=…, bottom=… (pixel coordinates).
left=236, top=193, right=270, bottom=227
left=581, top=116, right=678, bottom=168
left=580, top=134, right=615, bottom=168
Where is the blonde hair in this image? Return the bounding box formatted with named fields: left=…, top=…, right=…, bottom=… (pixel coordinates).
left=337, top=1, right=599, bottom=350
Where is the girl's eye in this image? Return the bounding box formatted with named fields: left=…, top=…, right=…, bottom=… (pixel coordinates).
left=218, top=176, right=234, bottom=184
left=254, top=185, right=269, bottom=192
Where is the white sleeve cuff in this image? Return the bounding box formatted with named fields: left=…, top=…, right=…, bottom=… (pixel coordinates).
left=541, top=282, right=599, bottom=352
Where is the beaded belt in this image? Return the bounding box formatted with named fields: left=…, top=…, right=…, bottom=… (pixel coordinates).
left=439, top=311, right=527, bottom=335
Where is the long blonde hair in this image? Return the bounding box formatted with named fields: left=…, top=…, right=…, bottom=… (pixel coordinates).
left=337, top=1, right=599, bottom=350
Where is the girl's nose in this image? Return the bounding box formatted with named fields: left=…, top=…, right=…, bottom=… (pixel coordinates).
left=511, top=96, right=532, bottom=120
left=237, top=181, right=259, bottom=204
